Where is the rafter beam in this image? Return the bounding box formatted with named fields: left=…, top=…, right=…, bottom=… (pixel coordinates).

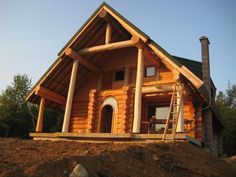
left=35, top=86, right=66, bottom=106
left=65, top=48, right=101, bottom=74
left=77, top=36, right=140, bottom=55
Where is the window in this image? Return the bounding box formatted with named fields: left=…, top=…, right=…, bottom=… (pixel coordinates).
left=147, top=105, right=169, bottom=131
left=114, top=70, right=124, bottom=81
left=145, top=66, right=155, bottom=77
left=155, top=107, right=169, bottom=120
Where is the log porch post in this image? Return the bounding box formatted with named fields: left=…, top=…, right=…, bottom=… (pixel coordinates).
left=62, top=60, right=79, bottom=132
left=36, top=97, right=45, bottom=132
left=176, top=88, right=184, bottom=132
left=132, top=48, right=144, bottom=133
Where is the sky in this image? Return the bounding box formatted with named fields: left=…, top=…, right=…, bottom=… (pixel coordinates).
left=0, top=0, right=236, bottom=93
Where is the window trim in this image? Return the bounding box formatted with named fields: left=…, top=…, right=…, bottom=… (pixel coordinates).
left=145, top=66, right=156, bottom=77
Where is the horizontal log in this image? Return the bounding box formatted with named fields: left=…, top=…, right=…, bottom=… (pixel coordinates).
left=88, top=102, right=96, bottom=107
left=65, top=48, right=101, bottom=74
left=142, top=85, right=173, bottom=94
left=70, top=124, right=87, bottom=128
left=70, top=128, right=87, bottom=131
left=71, top=116, right=87, bottom=119
left=35, top=86, right=66, bottom=106
left=72, top=107, right=88, bottom=111
left=72, top=103, right=88, bottom=107
left=70, top=122, right=87, bottom=126
left=71, top=114, right=87, bottom=117
left=71, top=111, right=87, bottom=115
left=77, top=37, right=140, bottom=55
left=98, top=90, right=126, bottom=97
left=70, top=121, right=87, bottom=125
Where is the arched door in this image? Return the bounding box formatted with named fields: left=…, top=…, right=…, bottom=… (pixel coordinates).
left=100, top=105, right=113, bottom=133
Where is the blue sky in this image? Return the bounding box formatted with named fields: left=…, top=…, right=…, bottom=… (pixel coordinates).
left=0, top=0, right=236, bottom=93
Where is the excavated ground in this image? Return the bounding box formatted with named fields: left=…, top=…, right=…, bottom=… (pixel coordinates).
left=0, top=138, right=236, bottom=177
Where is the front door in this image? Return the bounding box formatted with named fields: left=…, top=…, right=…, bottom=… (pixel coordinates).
left=100, top=105, right=113, bottom=133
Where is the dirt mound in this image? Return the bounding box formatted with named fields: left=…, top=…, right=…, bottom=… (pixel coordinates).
left=0, top=138, right=236, bottom=177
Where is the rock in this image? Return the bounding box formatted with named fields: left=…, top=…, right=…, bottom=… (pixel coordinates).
left=69, top=163, right=89, bottom=177
left=152, top=154, right=159, bottom=161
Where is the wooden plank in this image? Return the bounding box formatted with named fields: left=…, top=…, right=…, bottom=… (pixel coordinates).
left=29, top=132, right=188, bottom=141
left=132, top=133, right=187, bottom=140
left=65, top=48, right=101, bottom=74
left=35, top=86, right=66, bottom=106
left=77, top=37, right=140, bottom=55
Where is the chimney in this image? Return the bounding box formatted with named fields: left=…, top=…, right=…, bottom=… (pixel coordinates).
left=199, top=36, right=213, bottom=151
left=200, top=36, right=211, bottom=92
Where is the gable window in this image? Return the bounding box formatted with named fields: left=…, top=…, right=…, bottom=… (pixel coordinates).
left=145, top=66, right=155, bottom=77
left=114, top=70, right=125, bottom=81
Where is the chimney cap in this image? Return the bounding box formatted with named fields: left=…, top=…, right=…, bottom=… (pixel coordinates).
left=199, top=36, right=210, bottom=44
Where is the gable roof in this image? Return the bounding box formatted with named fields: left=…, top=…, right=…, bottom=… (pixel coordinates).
left=58, top=2, right=149, bottom=57
left=173, top=56, right=202, bottom=78
left=26, top=2, right=211, bottom=104
left=57, top=2, right=206, bottom=88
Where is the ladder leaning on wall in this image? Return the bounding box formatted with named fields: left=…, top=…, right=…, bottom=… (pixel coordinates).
left=162, top=83, right=184, bottom=142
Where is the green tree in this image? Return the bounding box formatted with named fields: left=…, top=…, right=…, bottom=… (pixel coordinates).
left=0, top=74, right=33, bottom=137
left=0, top=74, right=64, bottom=137
left=216, top=84, right=236, bottom=155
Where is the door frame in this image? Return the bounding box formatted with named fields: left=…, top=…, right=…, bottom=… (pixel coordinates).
left=98, top=96, right=118, bottom=133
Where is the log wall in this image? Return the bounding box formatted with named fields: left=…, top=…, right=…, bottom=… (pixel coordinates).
left=67, top=46, right=202, bottom=138
left=90, top=86, right=134, bottom=133
left=69, top=72, right=98, bottom=133
left=183, top=100, right=195, bottom=137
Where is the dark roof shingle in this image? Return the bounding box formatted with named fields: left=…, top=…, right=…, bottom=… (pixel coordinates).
left=173, top=56, right=202, bottom=79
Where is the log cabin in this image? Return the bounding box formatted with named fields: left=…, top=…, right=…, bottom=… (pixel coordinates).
left=26, top=2, right=223, bottom=154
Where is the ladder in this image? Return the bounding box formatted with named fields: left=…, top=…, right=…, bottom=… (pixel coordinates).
left=162, top=83, right=184, bottom=142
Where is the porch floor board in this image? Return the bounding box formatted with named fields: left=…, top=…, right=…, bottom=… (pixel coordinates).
left=29, top=132, right=201, bottom=146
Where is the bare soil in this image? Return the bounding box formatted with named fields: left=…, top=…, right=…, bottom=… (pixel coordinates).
left=0, top=138, right=236, bottom=177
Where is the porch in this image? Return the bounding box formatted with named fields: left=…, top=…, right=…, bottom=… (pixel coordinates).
left=29, top=132, right=201, bottom=145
